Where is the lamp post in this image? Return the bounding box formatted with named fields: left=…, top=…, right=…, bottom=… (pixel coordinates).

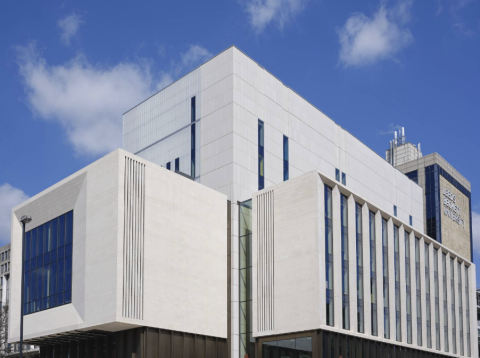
left=19, top=215, right=31, bottom=358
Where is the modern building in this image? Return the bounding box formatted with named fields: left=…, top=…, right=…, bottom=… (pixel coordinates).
left=0, top=243, right=11, bottom=309
left=386, top=130, right=473, bottom=261
left=9, top=149, right=228, bottom=356
left=8, top=46, right=477, bottom=358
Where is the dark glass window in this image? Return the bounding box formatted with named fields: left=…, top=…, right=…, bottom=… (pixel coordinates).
left=175, top=158, right=179, bottom=172
left=394, top=226, right=401, bottom=341
left=356, top=203, right=364, bottom=333
left=283, top=135, right=289, bottom=181
left=369, top=211, right=377, bottom=336
left=382, top=218, right=389, bottom=339
left=341, top=195, right=349, bottom=330
left=434, top=249, right=440, bottom=350
left=393, top=205, right=397, bottom=217
left=23, top=211, right=73, bottom=315
left=409, top=215, right=412, bottom=226
left=342, top=172, right=346, bottom=186
left=406, top=170, right=418, bottom=184
left=325, top=185, right=333, bottom=326
left=451, top=257, right=457, bottom=354
left=405, top=232, right=412, bottom=344
left=166, top=162, right=171, bottom=170
left=458, top=262, right=464, bottom=355
left=191, top=96, right=196, bottom=178
left=258, top=120, right=264, bottom=190
left=425, top=165, right=441, bottom=242
left=335, top=168, right=340, bottom=182
left=443, top=253, right=449, bottom=352
left=415, top=238, right=422, bottom=346
left=262, top=337, right=312, bottom=358
left=425, top=243, right=432, bottom=348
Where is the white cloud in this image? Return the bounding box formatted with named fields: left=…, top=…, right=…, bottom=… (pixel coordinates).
left=338, top=0, right=414, bottom=67
left=0, top=184, right=29, bottom=245
left=380, top=123, right=403, bottom=135
left=16, top=43, right=211, bottom=156
left=472, top=211, right=480, bottom=255
left=58, top=12, right=84, bottom=46
left=244, top=0, right=308, bottom=33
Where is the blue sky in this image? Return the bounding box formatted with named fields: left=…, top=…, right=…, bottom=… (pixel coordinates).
left=0, top=0, right=479, bottom=280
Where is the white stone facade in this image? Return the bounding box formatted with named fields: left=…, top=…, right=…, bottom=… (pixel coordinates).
left=9, top=149, right=227, bottom=343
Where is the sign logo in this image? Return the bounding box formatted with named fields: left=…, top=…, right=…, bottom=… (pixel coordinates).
left=442, top=187, right=465, bottom=229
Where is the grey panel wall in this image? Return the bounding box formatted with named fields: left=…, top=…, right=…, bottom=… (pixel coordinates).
left=123, top=157, right=146, bottom=320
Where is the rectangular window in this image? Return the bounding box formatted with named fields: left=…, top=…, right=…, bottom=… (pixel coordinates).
left=23, top=211, right=73, bottom=315
left=175, top=158, right=179, bottom=172
left=405, top=232, right=412, bottom=344
left=434, top=249, right=440, bottom=350
left=415, top=238, right=422, bottom=346
left=425, top=243, right=432, bottom=348
left=341, top=195, right=349, bottom=330
left=369, top=211, right=377, bottom=336
left=394, top=205, right=397, bottom=217
left=335, top=168, right=340, bottom=182
left=394, top=226, right=401, bottom=341
left=458, top=262, right=464, bottom=356
left=382, top=218, right=389, bottom=339
left=166, top=162, right=171, bottom=170
left=443, top=253, right=449, bottom=352
left=356, top=203, right=364, bottom=333
left=283, top=135, right=289, bottom=181
left=341, top=172, right=346, bottom=186
left=191, top=96, right=196, bottom=178
left=258, top=120, right=265, bottom=190
left=409, top=215, right=413, bottom=226
left=452, top=258, right=457, bottom=354
left=465, top=266, right=471, bottom=357
left=325, top=185, right=334, bottom=326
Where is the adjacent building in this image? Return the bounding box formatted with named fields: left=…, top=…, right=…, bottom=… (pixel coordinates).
left=0, top=243, right=11, bottom=309
left=8, top=46, right=477, bottom=358
left=386, top=130, right=473, bottom=261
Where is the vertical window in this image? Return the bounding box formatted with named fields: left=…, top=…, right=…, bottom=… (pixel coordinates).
left=425, top=243, right=432, bottom=348
left=394, top=205, right=397, bottom=217
left=356, top=203, right=364, bottom=333
left=452, top=258, right=457, bottom=354
left=325, top=185, right=334, bottom=326
left=369, top=211, right=377, bottom=336
left=465, top=267, right=471, bottom=357
left=415, top=238, right=422, bottom=346
left=175, top=158, right=180, bottom=172
left=394, top=226, right=401, bottom=341
left=405, top=232, right=412, bottom=344
left=341, top=173, right=346, bottom=186
left=443, top=253, right=449, bottom=352
left=166, top=162, right=171, bottom=170
left=191, top=97, right=196, bottom=178
left=458, top=262, right=464, bottom=355
left=382, top=218, right=389, bottom=339
left=335, top=169, right=340, bottom=182
left=409, top=215, right=413, bottom=226
left=23, top=211, right=73, bottom=315
left=283, top=135, right=289, bottom=181
left=341, top=195, right=349, bottom=330
left=258, top=120, right=264, bottom=190
left=434, top=249, right=440, bottom=350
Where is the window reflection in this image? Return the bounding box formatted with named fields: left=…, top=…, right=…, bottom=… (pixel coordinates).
left=262, top=337, right=312, bottom=358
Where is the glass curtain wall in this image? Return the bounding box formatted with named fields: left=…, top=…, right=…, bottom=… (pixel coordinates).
left=405, top=232, right=412, bottom=344
left=325, top=185, right=334, bottom=326
left=23, top=211, right=73, bottom=315
left=356, top=203, right=364, bottom=333
left=382, top=218, right=389, bottom=339
left=341, top=195, right=349, bottom=330
left=442, top=253, right=449, bottom=352
left=369, top=211, right=377, bottom=336
left=190, top=96, right=196, bottom=178
left=239, top=199, right=254, bottom=358
left=258, top=120, right=264, bottom=190
left=283, top=135, right=289, bottom=181
left=415, top=238, right=422, bottom=346
left=394, top=226, right=401, bottom=342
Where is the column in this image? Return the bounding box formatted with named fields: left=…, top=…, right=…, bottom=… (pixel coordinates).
left=387, top=219, right=395, bottom=340
left=362, top=203, right=371, bottom=336
left=428, top=243, right=435, bottom=350
left=410, top=231, right=417, bottom=347
left=347, top=194, right=357, bottom=332
left=399, top=225, right=407, bottom=343
left=332, top=185, right=342, bottom=330
left=419, top=237, right=427, bottom=349
left=375, top=211, right=384, bottom=339
left=318, top=178, right=326, bottom=327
